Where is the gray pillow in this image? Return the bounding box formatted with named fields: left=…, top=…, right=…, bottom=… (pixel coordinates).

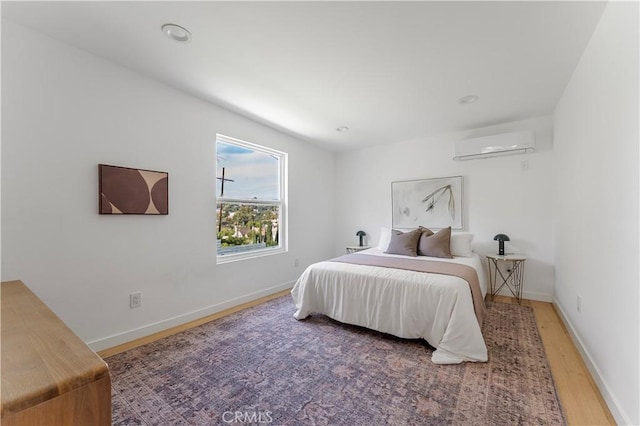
left=419, top=226, right=434, bottom=237
left=417, top=227, right=453, bottom=258
left=385, top=229, right=422, bottom=257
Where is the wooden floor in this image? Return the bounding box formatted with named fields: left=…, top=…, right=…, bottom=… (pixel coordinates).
left=100, top=292, right=616, bottom=425
left=493, top=295, right=616, bottom=425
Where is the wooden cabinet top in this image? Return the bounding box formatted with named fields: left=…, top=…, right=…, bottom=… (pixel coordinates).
left=1, top=280, right=110, bottom=416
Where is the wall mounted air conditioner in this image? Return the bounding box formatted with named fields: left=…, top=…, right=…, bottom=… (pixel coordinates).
left=453, top=130, right=535, bottom=161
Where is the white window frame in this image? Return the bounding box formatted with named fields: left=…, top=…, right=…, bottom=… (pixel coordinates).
left=216, top=134, right=287, bottom=264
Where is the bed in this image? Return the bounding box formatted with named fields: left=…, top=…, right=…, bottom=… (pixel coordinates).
left=291, top=247, right=488, bottom=364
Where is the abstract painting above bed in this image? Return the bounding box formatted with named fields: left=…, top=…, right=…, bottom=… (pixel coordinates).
left=392, top=176, right=463, bottom=230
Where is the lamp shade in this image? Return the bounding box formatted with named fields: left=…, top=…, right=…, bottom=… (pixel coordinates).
left=493, top=234, right=510, bottom=255
left=356, top=230, right=366, bottom=247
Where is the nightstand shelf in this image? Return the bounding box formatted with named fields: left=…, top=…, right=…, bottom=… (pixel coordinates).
left=486, top=254, right=527, bottom=304
left=346, top=246, right=370, bottom=254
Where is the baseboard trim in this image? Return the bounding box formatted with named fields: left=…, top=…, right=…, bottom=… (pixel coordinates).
left=493, top=288, right=553, bottom=302
left=89, top=281, right=295, bottom=355
left=552, top=298, right=631, bottom=425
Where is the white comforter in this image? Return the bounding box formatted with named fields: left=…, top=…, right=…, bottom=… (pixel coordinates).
left=291, top=248, right=488, bottom=364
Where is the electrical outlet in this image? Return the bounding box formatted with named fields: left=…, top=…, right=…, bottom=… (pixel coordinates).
left=577, top=295, right=582, bottom=313
left=130, top=292, right=142, bottom=309
left=294, top=258, right=299, bottom=268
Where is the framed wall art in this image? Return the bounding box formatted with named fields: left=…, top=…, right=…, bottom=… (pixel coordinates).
left=99, top=164, right=168, bottom=215
left=391, top=176, right=463, bottom=230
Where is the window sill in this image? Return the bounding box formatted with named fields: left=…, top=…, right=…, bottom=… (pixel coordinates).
left=216, top=247, right=287, bottom=264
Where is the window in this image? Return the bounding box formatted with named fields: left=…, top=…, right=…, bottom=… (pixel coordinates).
left=216, top=134, right=287, bottom=262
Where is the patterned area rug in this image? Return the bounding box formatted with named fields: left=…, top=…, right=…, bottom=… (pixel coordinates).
left=107, top=297, right=566, bottom=425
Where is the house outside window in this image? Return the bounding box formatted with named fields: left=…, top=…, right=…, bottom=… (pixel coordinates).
left=216, top=134, right=287, bottom=262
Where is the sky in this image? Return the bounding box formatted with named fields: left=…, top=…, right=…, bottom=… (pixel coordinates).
left=216, top=141, right=280, bottom=200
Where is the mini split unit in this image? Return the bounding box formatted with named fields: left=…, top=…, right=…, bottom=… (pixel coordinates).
left=453, top=130, right=535, bottom=161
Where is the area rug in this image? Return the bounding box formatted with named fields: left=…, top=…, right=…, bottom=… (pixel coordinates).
left=107, top=297, right=566, bottom=425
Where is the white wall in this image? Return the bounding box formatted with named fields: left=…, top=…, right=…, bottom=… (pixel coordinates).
left=334, top=116, right=555, bottom=301
left=1, top=20, right=335, bottom=350
left=553, top=2, right=639, bottom=424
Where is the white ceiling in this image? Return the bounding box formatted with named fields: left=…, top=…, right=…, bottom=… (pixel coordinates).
left=2, top=1, right=607, bottom=151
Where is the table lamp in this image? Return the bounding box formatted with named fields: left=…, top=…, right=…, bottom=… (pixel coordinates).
left=493, top=234, right=510, bottom=255
left=356, top=230, right=366, bottom=247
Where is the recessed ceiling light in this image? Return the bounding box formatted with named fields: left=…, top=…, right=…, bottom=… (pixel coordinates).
left=458, top=95, right=479, bottom=105
left=336, top=126, right=350, bottom=132
left=161, top=24, right=192, bottom=43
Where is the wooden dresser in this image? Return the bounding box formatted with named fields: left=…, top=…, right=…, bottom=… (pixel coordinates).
left=1, top=280, right=111, bottom=425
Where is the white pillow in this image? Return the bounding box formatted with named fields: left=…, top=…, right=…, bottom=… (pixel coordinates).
left=450, top=232, right=474, bottom=257
left=377, top=227, right=392, bottom=251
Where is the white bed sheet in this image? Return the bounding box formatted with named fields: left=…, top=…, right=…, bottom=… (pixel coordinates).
left=291, top=248, right=488, bottom=364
